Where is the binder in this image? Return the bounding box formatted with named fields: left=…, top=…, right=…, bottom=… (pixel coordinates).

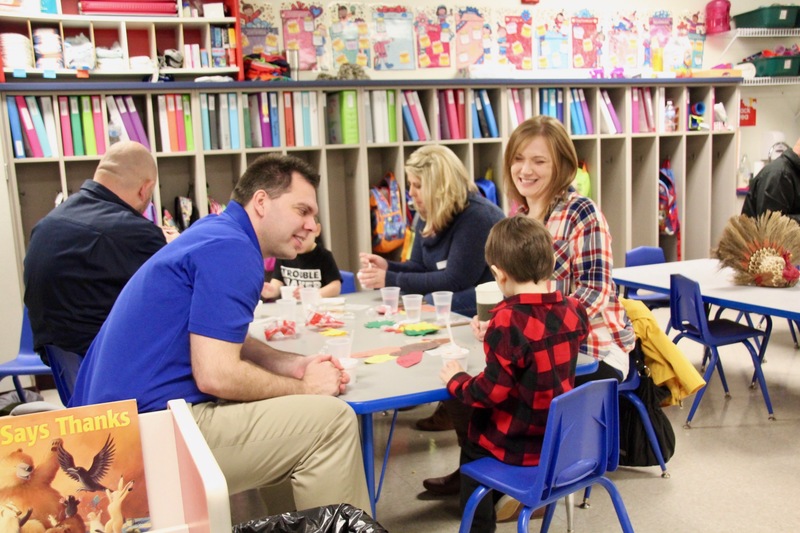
left=339, top=90, right=359, bottom=145
left=631, top=88, right=640, bottom=133
left=371, top=90, right=387, bottom=143
left=437, top=91, right=450, bottom=140
left=283, top=92, right=295, bottom=147
left=405, top=90, right=426, bottom=142
left=470, top=99, right=481, bottom=139
left=25, top=96, right=51, bottom=157
left=57, top=96, right=73, bottom=157
left=556, top=89, right=564, bottom=124
left=6, top=96, right=26, bottom=158
left=478, top=89, right=498, bottom=138
left=80, top=95, right=97, bottom=156
left=540, top=88, right=549, bottom=117
left=399, top=91, right=418, bottom=142
left=326, top=92, right=343, bottom=144
left=91, top=94, right=106, bottom=154
left=547, top=88, right=557, bottom=119
left=638, top=89, right=649, bottom=132
left=114, top=96, right=137, bottom=143
left=507, top=89, right=519, bottom=131
left=307, top=91, right=319, bottom=146
left=208, top=94, right=219, bottom=149
left=199, top=93, right=211, bottom=150
left=124, top=95, right=151, bottom=150
left=39, top=97, right=59, bottom=157
left=268, top=92, right=280, bottom=147
left=301, top=91, right=312, bottom=147
left=455, top=89, right=466, bottom=140
left=156, top=94, right=172, bottom=152
left=241, top=94, right=252, bottom=148
left=642, top=87, right=655, bottom=133
left=386, top=90, right=398, bottom=143
left=292, top=92, right=304, bottom=147
left=258, top=91, right=275, bottom=148
left=598, top=91, right=617, bottom=134
left=165, top=94, right=180, bottom=151
left=174, top=94, right=186, bottom=151
left=16, top=96, right=42, bottom=157
left=362, top=91, right=374, bottom=143
left=411, top=90, right=431, bottom=141
left=568, top=90, right=582, bottom=135
left=474, top=92, right=489, bottom=138
left=218, top=93, right=230, bottom=149
left=105, top=96, right=130, bottom=144
left=444, top=89, right=460, bottom=139
left=246, top=94, right=261, bottom=147
left=602, top=90, right=622, bottom=134
left=69, top=96, right=85, bottom=156
left=520, top=88, right=533, bottom=120
left=228, top=93, right=240, bottom=149
left=182, top=94, right=194, bottom=151
left=578, top=89, right=593, bottom=135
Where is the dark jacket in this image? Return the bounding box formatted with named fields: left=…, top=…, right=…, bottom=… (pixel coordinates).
left=742, top=149, right=800, bottom=224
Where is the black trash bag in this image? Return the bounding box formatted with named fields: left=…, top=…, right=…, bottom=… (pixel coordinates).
left=233, top=503, right=388, bottom=533
left=618, top=340, right=676, bottom=467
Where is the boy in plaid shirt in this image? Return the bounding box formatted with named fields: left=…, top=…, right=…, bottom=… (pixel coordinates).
left=440, top=216, right=590, bottom=532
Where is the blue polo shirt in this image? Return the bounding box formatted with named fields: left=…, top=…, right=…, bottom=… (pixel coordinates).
left=70, top=201, right=264, bottom=412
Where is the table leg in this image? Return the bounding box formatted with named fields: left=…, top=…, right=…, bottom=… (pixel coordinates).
left=359, top=413, right=377, bottom=518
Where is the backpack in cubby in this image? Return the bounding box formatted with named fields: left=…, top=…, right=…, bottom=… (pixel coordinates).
left=370, top=172, right=406, bottom=254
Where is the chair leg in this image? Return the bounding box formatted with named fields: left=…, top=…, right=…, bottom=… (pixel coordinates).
left=565, top=493, right=574, bottom=533
left=714, top=351, right=730, bottom=397
left=743, top=339, right=775, bottom=420
left=790, top=320, right=800, bottom=349
left=685, top=348, right=719, bottom=428
left=580, top=486, right=592, bottom=508
left=621, top=392, right=670, bottom=477
left=458, top=485, right=492, bottom=533
left=594, top=477, right=635, bottom=533
left=538, top=502, right=557, bottom=533
left=11, top=376, right=28, bottom=403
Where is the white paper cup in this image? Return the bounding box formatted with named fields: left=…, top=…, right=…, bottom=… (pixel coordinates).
left=300, top=287, right=321, bottom=310
left=380, top=286, right=400, bottom=315
left=475, top=281, right=504, bottom=321
left=441, top=346, right=469, bottom=371
left=280, top=285, right=296, bottom=300
left=324, top=337, right=353, bottom=359
left=275, top=298, right=296, bottom=322
left=432, top=291, right=453, bottom=323
left=402, top=294, right=423, bottom=323
left=339, top=357, right=359, bottom=385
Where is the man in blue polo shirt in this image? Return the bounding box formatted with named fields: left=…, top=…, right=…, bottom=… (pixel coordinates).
left=71, top=154, right=370, bottom=513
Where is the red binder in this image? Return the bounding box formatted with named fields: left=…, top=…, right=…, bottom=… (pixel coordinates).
left=79, top=1, right=178, bottom=15
left=15, top=96, right=43, bottom=157
left=283, top=92, right=295, bottom=147
left=58, top=96, right=73, bottom=157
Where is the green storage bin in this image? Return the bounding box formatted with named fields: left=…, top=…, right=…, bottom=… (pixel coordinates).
left=748, top=56, right=800, bottom=76
left=732, top=5, right=800, bottom=28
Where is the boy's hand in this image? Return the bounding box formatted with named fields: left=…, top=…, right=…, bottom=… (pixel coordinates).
left=470, top=316, right=488, bottom=342
left=440, top=360, right=464, bottom=384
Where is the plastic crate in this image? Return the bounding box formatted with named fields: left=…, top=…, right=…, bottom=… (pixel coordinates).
left=748, top=56, right=800, bottom=77
left=732, top=5, right=800, bottom=28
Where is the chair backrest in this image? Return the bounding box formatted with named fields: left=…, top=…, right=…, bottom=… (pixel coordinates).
left=43, top=345, right=82, bottom=406
left=527, top=379, right=618, bottom=502
left=624, top=247, right=666, bottom=298
left=340, top=270, right=356, bottom=294
left=669, top=274, right=710, bottom=339
left=20, top=307, right=36, bottom=357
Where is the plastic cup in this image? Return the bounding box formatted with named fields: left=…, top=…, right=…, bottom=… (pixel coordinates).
left=324, top=337, right=353, bottom=359
left=432, top=291, right=453, bottom=323
left=300, top=287, right=321, bottom=310
left=475, top=281, right=504, bottom=321
left=275, top=298, right=296, bottom=322
left=339, top=357, right=359, bottom=385
left=441, top=346, right=469, bottom=371
left=402, top=294, right=423, bottom=323
left=380, top=286, right=400, bottom=315
left=280, top=285, right=296, bottom=301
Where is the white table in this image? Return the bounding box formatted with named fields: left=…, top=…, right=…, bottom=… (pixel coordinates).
left=251, top=291, right=597, bottom=518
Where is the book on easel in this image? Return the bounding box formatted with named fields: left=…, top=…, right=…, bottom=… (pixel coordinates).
left=0, top=399, right=151, bottom=531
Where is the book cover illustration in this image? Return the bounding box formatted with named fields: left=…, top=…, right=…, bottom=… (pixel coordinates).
left=536, top=9, right=569, bottom=69
left=371, top=6, right=415, bottom=71
left=501, top=9, right=534, bottom=70
left=676, top=10, right=705, bottom=69
left=608, top=11, right=639, bottom=69
left=0, top=399, right=149, bottom=532
left=455, top=6, right=489, bottom=69
left=328, top=3, right=370, bottom=68
left=643, top=10, right=673, bottom=69
left=571, top=9, right=600, bottom=69
left=241, top=1, right=281, bottom=56
left=413, top=6, right=453, bottom=69
left=280, top=2, right=327, bottom=71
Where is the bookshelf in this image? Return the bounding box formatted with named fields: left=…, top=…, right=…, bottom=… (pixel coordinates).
left=0, top=0, right=242, bottom=82
left=0, top=78, right=740, bottom=283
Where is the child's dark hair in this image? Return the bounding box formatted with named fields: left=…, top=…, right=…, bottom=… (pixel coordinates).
left=485, top=216, right=554, bottom=283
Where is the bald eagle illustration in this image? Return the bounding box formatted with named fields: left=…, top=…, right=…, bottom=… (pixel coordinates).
left=56, top=435, right=115, bottom=492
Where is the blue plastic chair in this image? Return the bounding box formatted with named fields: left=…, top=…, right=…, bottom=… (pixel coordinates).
left=458, top=380, right=634, bottom=533
left=43, top=345, right=83, bottom=406
left=0, top=308, right=53, bottom=402
left=669, top=274, right=774, bottom=428
left=624, top=246, right=670, bottom=310
left=340, top=270, right=356, bottom=294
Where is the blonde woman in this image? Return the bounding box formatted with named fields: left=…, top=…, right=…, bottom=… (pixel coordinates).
left=358, top=145, right=504, bottom=318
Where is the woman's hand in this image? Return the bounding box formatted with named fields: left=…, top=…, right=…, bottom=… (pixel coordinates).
left=359, top=252, right=388, bottom=270
left=440, top=360, right=464, bottom=383
left=470, top=315, right=489, bottom=342
left=357, top=253, right=388, bottom=289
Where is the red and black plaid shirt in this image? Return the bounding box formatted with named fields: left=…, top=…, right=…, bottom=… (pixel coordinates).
left=447, top=291, right=589, bottom=466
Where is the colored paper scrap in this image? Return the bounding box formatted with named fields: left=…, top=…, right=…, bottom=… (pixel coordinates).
left=396, top=350, right=424, bottom=368
left=365, top=320, right=396, bottom=329
left=365, top=354, right=396, bottom=364
left=320, top=329, right=348, bottom=336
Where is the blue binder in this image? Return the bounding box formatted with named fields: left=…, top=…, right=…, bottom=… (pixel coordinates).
left=6, top=97, right=25, bottom=158
left=479, top=90, right=498, bottom=138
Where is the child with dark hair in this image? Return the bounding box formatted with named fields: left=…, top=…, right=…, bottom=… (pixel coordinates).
left=440, top=215, right=589, bottom=532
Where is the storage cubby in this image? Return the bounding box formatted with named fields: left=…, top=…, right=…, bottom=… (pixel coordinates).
left=630, top=136, right=660, bottom=250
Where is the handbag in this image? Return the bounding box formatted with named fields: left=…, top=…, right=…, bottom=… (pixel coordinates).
left=618, top=340, right=676, bottom=467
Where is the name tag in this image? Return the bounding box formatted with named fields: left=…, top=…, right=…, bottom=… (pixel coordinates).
left=436, top=260, right=447, bottom=270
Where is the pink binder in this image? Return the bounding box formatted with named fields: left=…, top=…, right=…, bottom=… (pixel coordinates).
left=125, top=96, right=151, bottom=150
left=91, top=95, right=106, bottom=155
left=15, top=96, right=43, bottom=157
left=58, top=96, right=73, bottom=156
left=175, top=94, right=186, bottom=151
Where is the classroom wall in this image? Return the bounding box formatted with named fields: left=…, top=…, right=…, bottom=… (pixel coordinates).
left=0, top=0, right=798, bottom=373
